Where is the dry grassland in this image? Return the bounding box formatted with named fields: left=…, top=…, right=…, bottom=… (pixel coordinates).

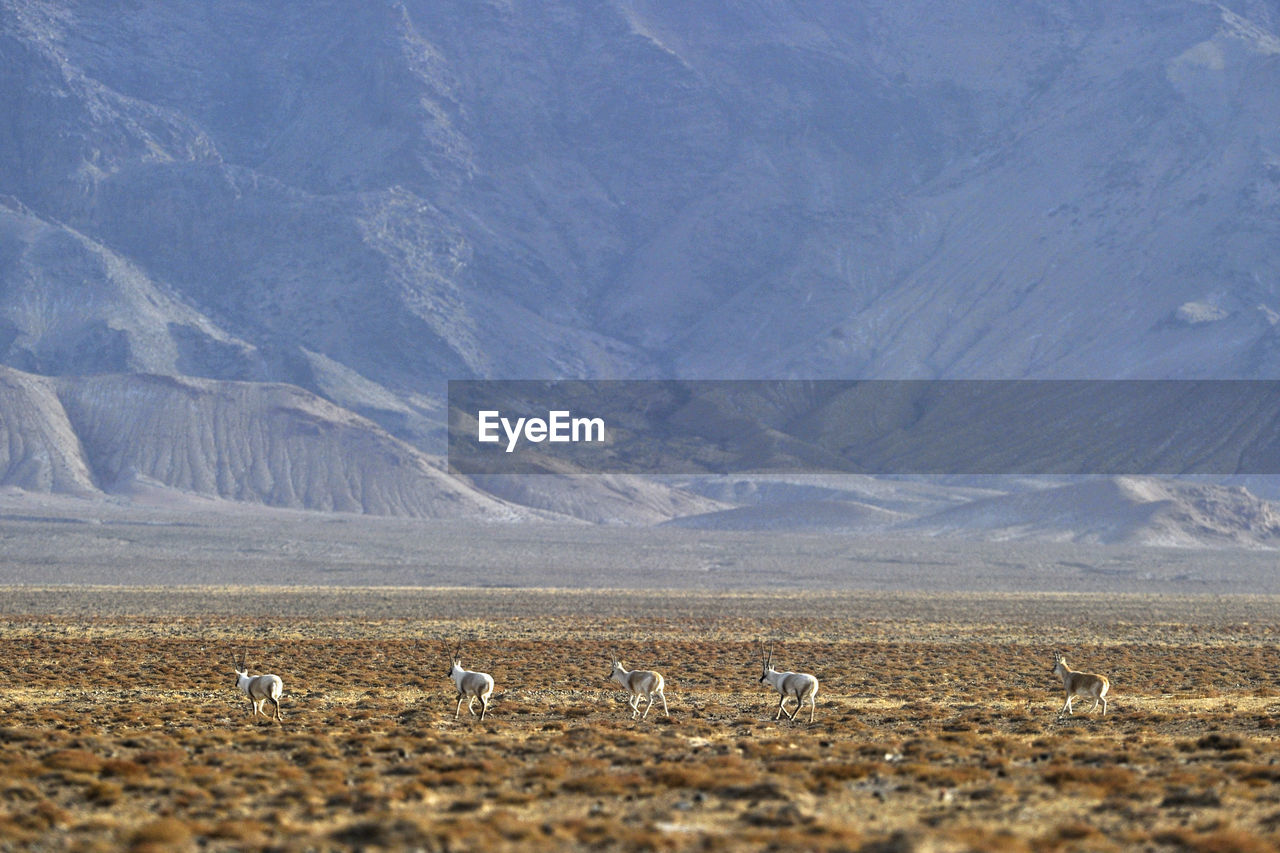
left=2, top=588, right=1280, bottom=851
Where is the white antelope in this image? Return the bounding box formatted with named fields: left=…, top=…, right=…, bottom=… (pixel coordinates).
left=447, top=646, right=495, bottom=721
left=607, top=658, right=669, bottom=720
left=231, top=650, right=284, bottom=723
left=758, top=641, right=819, bottom=723
left=1052, top=652, right=1110, bottom=716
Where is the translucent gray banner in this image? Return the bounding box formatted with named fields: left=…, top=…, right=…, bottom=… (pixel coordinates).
left=447, top=380, right=1280, bottom=475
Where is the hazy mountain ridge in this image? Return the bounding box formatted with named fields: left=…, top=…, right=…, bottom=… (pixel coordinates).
left=4, top=361, right=1279, bottom=544
left=904, top=477, right=1280, bottom=547
left=3, top=1, right=1280, bottom=530
left=670, top=476, right=1280, bottom=548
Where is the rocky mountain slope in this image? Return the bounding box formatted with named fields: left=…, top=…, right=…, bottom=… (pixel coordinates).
left=2, top=1, right=1280, bottom=527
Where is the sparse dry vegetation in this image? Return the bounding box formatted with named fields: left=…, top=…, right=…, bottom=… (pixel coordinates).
left=2, top=587, right=1280, bottom=850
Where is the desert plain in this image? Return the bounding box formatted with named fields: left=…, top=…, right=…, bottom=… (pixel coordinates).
left=1, top=502, right=1279, bottom=851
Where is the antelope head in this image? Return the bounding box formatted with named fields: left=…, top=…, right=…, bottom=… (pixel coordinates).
left=758, top=640, right=775, bottom=683
left=447, top=641, right=462, bottom=676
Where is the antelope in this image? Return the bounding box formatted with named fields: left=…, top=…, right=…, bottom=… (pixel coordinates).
left=758, top=640, right=819, bottom=723
left=231, top=650, right=284, bottom=723
left=1052, top=652, right=1110, bottom=716
left=607, top=658, right=669, bottom=720
left=447, top=645, right=495, bottom=721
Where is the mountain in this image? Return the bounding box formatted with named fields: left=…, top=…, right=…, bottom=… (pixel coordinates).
left=901, top=476, right=1280, bottom=547
left=664, top=498, right=910, bottom=533
left=2, top=1, right=1280, bottom=522
left=667, top=476, right=1280, bottom=548
left=0, top=365, right=96, bottom=494
left=0, top=365, right=521, bottom=518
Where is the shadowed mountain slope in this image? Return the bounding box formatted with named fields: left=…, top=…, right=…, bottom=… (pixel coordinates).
left=5, top=2, right=1280, bottom=397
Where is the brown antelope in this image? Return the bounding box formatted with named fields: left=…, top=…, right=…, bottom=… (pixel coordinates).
left=1052, top=652, right=1110, bottom=715
left=607, top=658, right=669, bottom=720
left=758, top=640, right=819, bottom=723
left=231, top=650, right=284, bottom=723
left=447, top=644, right=495, bottom=721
